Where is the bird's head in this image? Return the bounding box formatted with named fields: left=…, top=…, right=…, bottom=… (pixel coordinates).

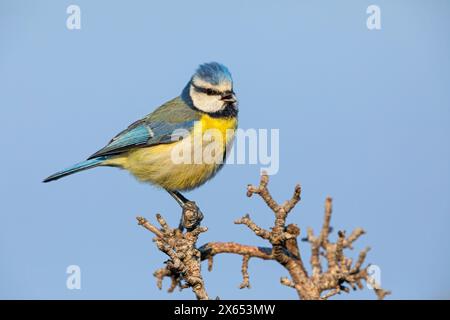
left=186, top=62, right=238, bottom=117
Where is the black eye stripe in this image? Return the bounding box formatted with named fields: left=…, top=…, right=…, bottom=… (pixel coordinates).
left=192, top=83, right=224, bottom=96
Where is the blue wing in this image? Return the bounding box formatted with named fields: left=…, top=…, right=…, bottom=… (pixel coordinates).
left=87, top=96, right=201, bottom=159
left=88, top=119, right=195, bottom=159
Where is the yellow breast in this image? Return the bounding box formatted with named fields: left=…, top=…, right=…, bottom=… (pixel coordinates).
left=199, top=114, right=237, bottom=143
left=104, top=115, right=237, bottom=191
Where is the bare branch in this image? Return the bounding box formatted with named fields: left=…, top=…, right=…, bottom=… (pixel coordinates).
left=138, top=172, right=389, bottom=300
left=283, top=184, right=302, bottom=214
left=137, top=216, right=164, bottom=239
left=247, top=172, right=280, bottom=212
left=235, top=214, right=271, bottom=240
left=137, top=212, right=209, bottom=300
left=352, top=247, right=371, bottom=273
left=200, top=242, right=273, bottom=261
left=319, top=197, right=333, bottom=246
left=344, top=227, right=366, bottom=249
left=239, top=255, right=251, bottom=289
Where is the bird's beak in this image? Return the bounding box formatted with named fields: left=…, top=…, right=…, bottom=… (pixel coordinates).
left=221, top=93, right=237, bottom=104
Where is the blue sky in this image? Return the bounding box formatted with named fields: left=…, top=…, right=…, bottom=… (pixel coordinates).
left=1, top=0, right=449, bottom=299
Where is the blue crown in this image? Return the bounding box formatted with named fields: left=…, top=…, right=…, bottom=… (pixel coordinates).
left=194, top=62, right=232, bottom=85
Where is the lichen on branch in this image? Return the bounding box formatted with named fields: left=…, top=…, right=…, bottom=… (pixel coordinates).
left=137, top=172, right=390, bottom=300
left=137, top=214, right=209, bottom=300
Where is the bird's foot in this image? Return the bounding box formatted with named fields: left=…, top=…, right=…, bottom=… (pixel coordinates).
left=179, top=201, right=204, bottom=231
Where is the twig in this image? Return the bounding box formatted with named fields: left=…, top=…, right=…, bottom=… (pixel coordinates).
left=137, top=214, right=209, bottom=300
left=139, top=172, right=390, bottom=300
left=199, top=172, right=390, bottom=300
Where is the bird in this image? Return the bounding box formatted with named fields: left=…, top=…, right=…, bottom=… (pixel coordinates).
left=43, top=62, right=238, bottom=223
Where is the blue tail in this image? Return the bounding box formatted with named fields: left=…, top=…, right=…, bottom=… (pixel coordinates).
left=43, top=156, right=107, bottom=183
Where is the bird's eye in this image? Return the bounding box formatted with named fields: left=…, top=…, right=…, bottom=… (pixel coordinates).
left=206, top=89, right=214, bottom=95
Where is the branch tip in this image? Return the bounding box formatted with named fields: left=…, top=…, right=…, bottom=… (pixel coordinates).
left=139, top=172, right=389, bottom=300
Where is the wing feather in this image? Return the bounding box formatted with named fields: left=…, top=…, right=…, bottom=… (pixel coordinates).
left=88, top=97, right=199, bottom=159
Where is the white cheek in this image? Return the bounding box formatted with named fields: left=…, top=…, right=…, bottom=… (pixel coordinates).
left=190, top=88, right=224, bottom=113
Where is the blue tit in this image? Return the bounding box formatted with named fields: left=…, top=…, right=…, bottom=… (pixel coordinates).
left=44, top=62, right=238, bottom=210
